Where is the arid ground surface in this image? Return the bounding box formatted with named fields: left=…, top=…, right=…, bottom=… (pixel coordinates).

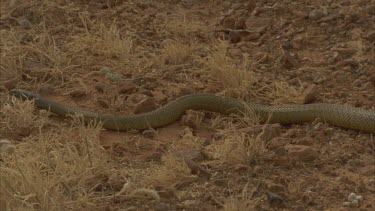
left=1, top=0, right=374, bottom=210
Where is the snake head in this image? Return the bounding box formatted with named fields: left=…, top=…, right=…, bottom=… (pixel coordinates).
left=9, top=89, right=39, bottom=101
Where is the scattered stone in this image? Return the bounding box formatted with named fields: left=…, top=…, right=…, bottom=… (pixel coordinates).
left=313, top=75, right=326, bottom=84
left=18, top=18, right=32, bottom=29
left=97, top=98, right=110, bottom=108
left=180, top=110, right=204, bottom=128
left=69, top=90, right=86, bottom=98
left=179, top=87, right=196, bottom=96
left=301, top=84, right=318, bottom=104
left=3, top=78, right=18, bottom=90
left=332, top=48, right=357, bottom=57
left=145, top=151, right=162, bottom=162
left=183, top=157, right=210, bottom=178
left=142, top=129, right=156, bottom=139
left=266, top=191, right=284, bottom=204
left=284, top=145, right=319, bottom=162
left=94, top=83, right=105, bottom=92
left=369, top=75, right=375, bottom=87
left=134, top=97, right=157, bottom=114
left=179, top=148, right=206, bottom=162
left=39, top=85, right=54, bottom=95
left=308, top=9, right=327, bottom=20
left=336, top=59, right=360, bottom=68
left=366, top=31, right=375, bottom=42
left=282, top=51, right=299, bottom=69
left=228, top=48, right=243, bottom=59
left=118, top=82, right=136, bottom=94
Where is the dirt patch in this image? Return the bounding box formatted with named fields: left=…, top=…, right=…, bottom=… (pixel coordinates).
left=1, top=0, right=374, bottom=210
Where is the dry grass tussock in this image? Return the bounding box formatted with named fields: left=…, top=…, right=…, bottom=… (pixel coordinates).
left=222, top=183, right=261, bottom=211
left=0, top=99, right=128, bottom=210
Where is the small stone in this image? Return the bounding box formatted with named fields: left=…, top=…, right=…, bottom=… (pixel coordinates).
left=309, top=9, right=327, bottom=20
left=39, top=85, right=54, bottom=95
left=228, top=48, right=243, bottom=59
left=336, top=59, right=359, bottom=68
left=348, top=192, right=356, bottom=202
left=144, top=151, right=162, bottom=162
left=369, top=76, right=375, bottom=87
left=221, top=16, right=236, bottom=29
left=351, top=199, right=359, bottom=207
left=94, top=83, right=105, bottom=92
left=97, top=98, right=110, bottom=108
left=367, top=31, right=375, bottom=42
left=355, top=195, right=363, bottom=201
left=284, top=145, right=319, bottom=162
left=301, top=84, right=318, bottom=104
left=3, top=78, right=18, bottom=90
left=179, top=148, right=206, bottom=161
left=118, top=82, right=136, bottom=94
left=179, top=87, right=196, bottom=96
left=313, top=75, right=326, bottom=84
left=69, top=90, right=86, bottom=98
left=180, top=110, right=204, bottom=128
left=18, top=18, right=32, bottom=29
left=266, top=191, right=284, bottom=204
left=343, top=202, right=351, bottom=207
left=282, top=51, right=299, bottom=69
left=142, top=129, right=156, bottom=139
left=134, top=98, right=157, bottom=114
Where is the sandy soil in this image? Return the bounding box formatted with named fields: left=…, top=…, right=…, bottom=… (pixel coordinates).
left=1, top=0, right=374, bottom=210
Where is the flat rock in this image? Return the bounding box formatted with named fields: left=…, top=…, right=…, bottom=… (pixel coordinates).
left=284, top=144, right=319, bottom=162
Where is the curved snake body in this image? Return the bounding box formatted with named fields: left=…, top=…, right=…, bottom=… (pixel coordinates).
left=10, top=89, right=375, bottom=133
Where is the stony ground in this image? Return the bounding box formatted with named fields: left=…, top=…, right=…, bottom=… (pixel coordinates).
left=0, top=0, right=374, bottom=210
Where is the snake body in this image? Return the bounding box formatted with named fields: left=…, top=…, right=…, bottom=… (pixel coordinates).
left=10, top=89, right=375, bottom=133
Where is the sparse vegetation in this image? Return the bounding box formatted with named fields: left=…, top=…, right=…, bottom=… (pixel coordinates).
left=1, top=0, right=374, bottom=210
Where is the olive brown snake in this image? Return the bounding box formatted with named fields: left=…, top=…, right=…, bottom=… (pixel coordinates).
left=9, top=89, right=375, bottom=133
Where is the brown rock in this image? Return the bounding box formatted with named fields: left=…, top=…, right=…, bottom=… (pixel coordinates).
left=179, top=87, right=196, bottom=96
left=3, top=78, right=18, bottom=90
left=183, top=158, right=210, bottom=178
left=367, top=31, right=375, bottom=42
left=97, top=98, right=110, bottom=108
left=336, top=59, right=359, bottom=68
left=369, top=75, right=375, bottom=87
left=282, top=51, right=299, bottom=69
left=94, top=83, right=105, bottom=92
left=301, top=84, right=318, bottom=104
left=284, top=145, right=319, bottom=162
left=69, top=90, right=86, bottom=98
left=118, top=82, right=136, bottom=94
left=179, top=148, right=206, bottom=161
left=134, top=97, right=157, bottom=114
left=308, top=9, right=327, bottom=20
left=180, top=110, right=204, bottom=128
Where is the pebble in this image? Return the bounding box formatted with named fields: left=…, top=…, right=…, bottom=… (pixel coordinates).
left=94, top=83, right=105, bottom=92
left=366, top=31, right=375, bottom=42
left=18, top=18, right=32, bottom=29
left=3, top=78, right=18, bottom=90
left=301, top=84, right=318, bottom=104
left=118, top=82, right=136, bottom=94
left=134, top=98, right=157, bottom=114
left=69, top=90, right=86, bottom=98
left=308, top=9, right=327, bottom=20
left=284, top=144, right=319, bottom=162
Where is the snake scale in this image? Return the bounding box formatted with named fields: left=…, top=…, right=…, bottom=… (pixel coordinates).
left=9, top=89, right=375, bottom=133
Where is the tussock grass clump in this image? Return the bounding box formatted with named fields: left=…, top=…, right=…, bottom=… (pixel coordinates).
left=0, top=105, right=121, bottom=210
left=200, top=40, right=259, bottom=98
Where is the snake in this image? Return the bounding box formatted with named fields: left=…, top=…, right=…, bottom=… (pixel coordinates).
left=9, top=88, right=375, bottom=133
